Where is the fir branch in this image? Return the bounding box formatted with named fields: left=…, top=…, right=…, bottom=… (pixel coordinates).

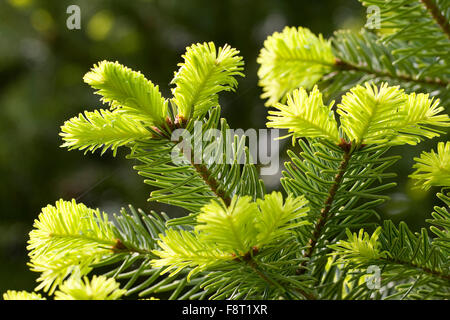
left=84, top=61, right=168, bottom=127
left=152, top=122, right=234, bottom=206
left=91, top=206, right=211, bottom=299
left=132, top=110, right=264, bottom=213
left=60, top=109, right=151, bottom=156
left=191, top=157, right=232, bottom=206
left=245, top=257, right=316, bottom=300
left=420, top=0, right=450, bottom=39
left=257, top=26, right=335, bottom=105
left=428, top=190, right=450, bottom=254
left=54, top=274, right=126, bottom=300
left=359, top=0, right=450, bottom=68
left=324, top=29, right=450, bottom=105
left=334, top=57, right=449, bottom=88
left=296, top=142, right=352, bottom=275
left=171, top=42, right=244, bottom=119
left=27, top=199, right=118, bottom=293
left=267, top=86, right=340, bottom=143
left=330, top=222, right=450, bottom=297
left=3, top=291, right=46, bottom=300
left=13, top=18, right=450, bottom=300
left=410, top=142, right=450, bottom=189
left=381, top=256, right=450, bottom=282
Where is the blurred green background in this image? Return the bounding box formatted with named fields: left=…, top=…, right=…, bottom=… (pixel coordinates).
left=0, top=0, right=444, bottom=293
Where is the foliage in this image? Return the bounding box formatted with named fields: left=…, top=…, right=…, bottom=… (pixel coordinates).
left=329, top=227, right=387, bottom=264
left=267, top=86, right=340, bottom=143
left=171, top=42, right=244, bottom=120
left=257, top=2, right=450, bottom=106
left=257, top=26, right=334, bottom=106
left=84, top=61, right=168, bottom=127
left=4, top=0, right=450, bottom=300
left=3, top=273, right=126, bottom=300
left=60, top=109, right=150, bottom=156
left=410, top=142, right=450, bottom=189
left=3, top=290, right=46, bottom=300
left=27, top=199, right=117, bottom=293
left=53, top=274, right=126, bottom=300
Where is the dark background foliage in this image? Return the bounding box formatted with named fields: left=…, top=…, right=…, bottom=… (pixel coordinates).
left=0, top=0, right=441, bottom=293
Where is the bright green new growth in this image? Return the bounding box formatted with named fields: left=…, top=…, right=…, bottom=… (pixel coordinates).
left=54, top=274, right=126, bottom=300
left=196, top=196, right=261, bottom=254
left=267, top=86, right=340, bottom=143
left=394, top=92, right=450, bottom=144
left=27, top=199, right=116, bottom=293
left=171, top=42, right=244, bottom=120
left=3, top=290, right=46, bottom=300
left=337, top=83, right=450, bottom=145
left=257, top=26, right=334, bottom=106
left=153, top=192, right=309, bottom=279
left=84, top=60, right=168, bottom=127
left=152, top=229, right=232, bottom=279
left=268, top=81, right=449, bottom=146
left=60, top=109, right=150, bottom=156
left=338, top=83, right=407, bottom=145
left=258, top=10, right=450, bottom=107
left=410, top=142, right=450, bottom=189
left=255, top=192, right=310, bottom=247
left=60, top=42, right=245, bottom=161
left=196, top=192, right=309, bottom=253
left=329, top=228, right=386, bottom=265
left=3, top=274, right=125, bottom=300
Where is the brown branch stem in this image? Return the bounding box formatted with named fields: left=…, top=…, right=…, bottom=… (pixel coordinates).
left=161, top=118, right=232, bottom=206
left=334, top=58, right=448, bottom=88
left=192, top=161, right=231, bottom=206
left=420, top=0, right=450, bottom=39
left=383, top=257, right=450, bottom=282
left=246, top=258, right=317, bottom=300
left=296, top=142, right=352, bottom=275
left=112, top=239, right=154, bottom=255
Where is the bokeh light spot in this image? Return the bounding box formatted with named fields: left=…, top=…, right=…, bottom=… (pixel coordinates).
left=87, top=10, right=114, bottom=41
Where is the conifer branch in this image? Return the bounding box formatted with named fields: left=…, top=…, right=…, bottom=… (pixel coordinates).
left=245, top=258, right=291, bottom=299
left=381, top=257, right=450, bottom=282
left=163, top=126, right=233, bottom=206
left=112, top=238, right=154, bottom=256
left=296, top=141, right=352, bottom=275
left=420, top=0, right=450, bottom=39
left=191, top=160, right=232, bottom=206
left=246, top=258, right=316, bottom=300
left=10, top=5, right=450, bottom=299
left=334, top=57, right=449, bottom=88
